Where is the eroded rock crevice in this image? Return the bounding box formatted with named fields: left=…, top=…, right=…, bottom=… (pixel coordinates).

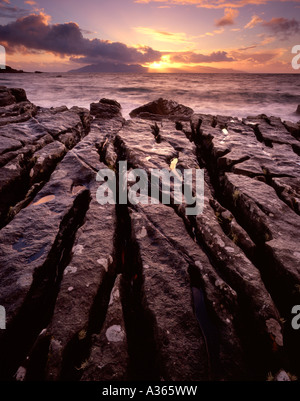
left=0, top=91, right=299, bottom=381
left=0, top=188, right=91, bottom=380
left=189, top=113, right=300, bottom=376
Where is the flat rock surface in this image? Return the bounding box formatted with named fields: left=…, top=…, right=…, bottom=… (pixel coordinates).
left=0, top=89, right=299, bottom=381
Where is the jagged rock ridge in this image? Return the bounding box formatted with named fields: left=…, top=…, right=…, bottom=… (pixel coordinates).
left=0, top=89, right=299, bottom=382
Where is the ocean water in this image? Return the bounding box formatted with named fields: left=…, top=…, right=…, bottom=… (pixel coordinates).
left=1, top=72, right=300, bottom=122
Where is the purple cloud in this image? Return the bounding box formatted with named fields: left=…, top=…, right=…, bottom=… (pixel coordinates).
left=170, top=50, right=235, bottom=63
left=0, top=0, right=28, bottom=19
left=0, top=13, right=162, bottom=64
left=262, top=17, right=300, bottom=39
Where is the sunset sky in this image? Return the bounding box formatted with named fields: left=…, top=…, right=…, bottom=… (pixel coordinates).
left=0, top=0, right=300, bottom=72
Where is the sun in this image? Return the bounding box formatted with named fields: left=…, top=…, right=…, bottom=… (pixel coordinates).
left=146, top=55, right=190, bottom=72
left=148, top=61, right=166, bottom=71
left=146, top=55, right=173, bottom=72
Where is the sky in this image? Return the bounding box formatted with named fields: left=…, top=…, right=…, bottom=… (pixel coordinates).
left=0, top=0, right=300, bottom=72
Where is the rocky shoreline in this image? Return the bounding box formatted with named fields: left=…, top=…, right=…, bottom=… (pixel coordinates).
left=0, top=86, right=299, bottom=381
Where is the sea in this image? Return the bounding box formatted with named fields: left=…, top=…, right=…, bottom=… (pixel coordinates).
left=1, top=72, right=300, bottom=122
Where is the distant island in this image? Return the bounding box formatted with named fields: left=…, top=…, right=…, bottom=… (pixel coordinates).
left=0, top=65, right=25, bottom=73
left=0, top=66, right=44, bottom=74
left=1, top=63, right=245, bottom=74
left=68, top=62, right=245, bottom=74
left=68, top=62, right=147, bottom=73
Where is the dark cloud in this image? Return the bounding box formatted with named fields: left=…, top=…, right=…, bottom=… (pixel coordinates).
left=262, top=17, right=300, bottom=39
left=0, top=0, right=28, bottom=19
left=215, top=8, right=239, bottom=27
left=0, top=13, right=162, bottom=64
left=237, top=44, right=258, bottom=51
left=170, top=51, right=235, bottom=63
left=230, top=50, right=278, bottom=63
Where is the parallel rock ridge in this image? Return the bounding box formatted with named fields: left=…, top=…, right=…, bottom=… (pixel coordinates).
left=0, top=88, right=299, bottom=382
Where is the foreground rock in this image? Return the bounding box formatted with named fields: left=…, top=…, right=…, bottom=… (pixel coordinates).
left=129, top=98, right=194, bottom=121
left=0, top=89, right=299, bottom=382
left=90, top=98, right=122, bottom=119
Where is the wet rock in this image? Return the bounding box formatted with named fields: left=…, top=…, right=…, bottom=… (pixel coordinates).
left=129, top=98, right=194, bottom=121
left=129, top=202, right=244, bottom=380
left=243, top=115, right=299, bottom=147
left=90, top=98, right=122, bottom=119
left=9, top=88, right=27, bottom=103
left=0, top=87, right=17, bottom=107
left=29, top=141, right=66, bottom=183
left=271, top=176, right=300, bottom=214
left=0, top=87, right=28, bottom=107
left=283, top=120, right=300, bottom=140
left=0, top=86, right=37, bottom=126
left=99, top=98, right=121, bottom=108
left=194, top=181, right=284, bottom=373
left=45, top=178, right=116, bottom=381
left=70, top=106, right=93, bottom=134
left=0, top=92, right=299, bottom=381
left=127, top=203, right=209, bottom=380
left=80, top=276, right=128, bottom=381
left=35, top=108, right=85, bottom=139
left=0, top=103, right=92, bottom=230
left=223, top=173, right=300, bottom=308
left=0, top=102, right=37, bottom=127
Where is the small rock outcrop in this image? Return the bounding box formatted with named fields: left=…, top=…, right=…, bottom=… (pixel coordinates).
left=90, top=98, right=122, bottom=119
left=0, top=66, right=25, bottom=74
left=0, top=86, right=27, bottom=107
left=0, top=90, right=299, bottom=382
left=0, top=86, right=36, bottom=126
left=129, top=97, right=194, bottom=120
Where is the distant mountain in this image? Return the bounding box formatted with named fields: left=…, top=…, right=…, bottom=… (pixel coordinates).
left=164, top=65, right=246, bottom=74
left=68, top=62, right=147, bottom=73
left=0, top=65, right=25, bottom=73
left=69, top=62, right=246, bottom=74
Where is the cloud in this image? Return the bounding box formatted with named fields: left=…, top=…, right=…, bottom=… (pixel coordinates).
left=244, top=15, right=263, bottom=29
left=259, top=35, right=276, bottom=45
left=135, top=0, right=300, bottom=9
left=169, top=50, right=235, bottom=63
left=134, top=26, right=199, bottom=45
left=262, top=17, right=300, bottom=39
left=24, top=1, right=37, bottom=5
left=237, top=44, right=258, bottom=51
left=135, top=26, right=225, bottom=42
left=0, top=0, right=28, bottom=18
left=0, top=13, right=162, bottom=64
left=230, top=49, right=283, bottom=64
left=215, top=8, right=239, bottom=26
left=200, top=27, right=224, bottom=37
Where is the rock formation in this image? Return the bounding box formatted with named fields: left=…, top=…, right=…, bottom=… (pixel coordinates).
left=0, top=88, right=299, bottom=382
left=129, top=97, right=194, bottom=121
